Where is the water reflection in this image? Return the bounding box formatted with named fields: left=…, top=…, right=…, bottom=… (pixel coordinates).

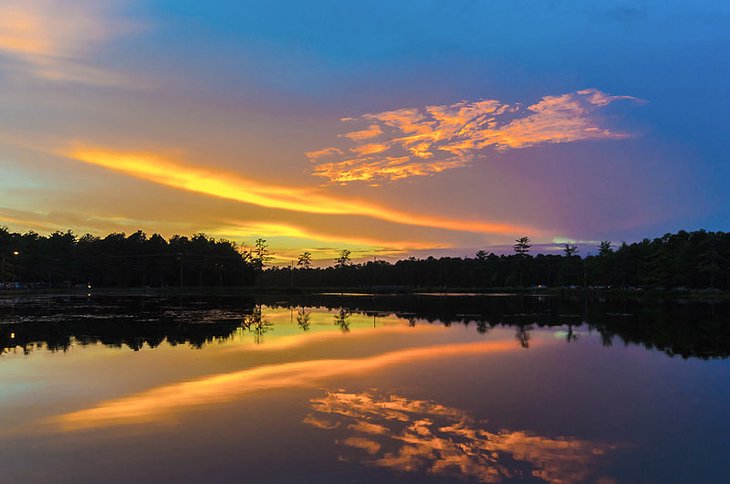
left=240, top=306, right=273, bottom=344
left=515, top=324, right=532, bottom=349
left=2, top=293, right=730, bottom=358
left=0, top=294, right=727, bottom=483
left=51, top=340, right=520, bottom=431
left=305, top=390, right=616, bottom=483
left=0, top=319, right=240, bottom=354
left=296, top=308, right=311, bottom=331
left=333, top=308, right=352, bottom=333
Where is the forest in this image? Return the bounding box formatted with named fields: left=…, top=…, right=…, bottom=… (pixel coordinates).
left=0, top=228, right=257, bottom=288
left=1, top=226, right=729, bottom=290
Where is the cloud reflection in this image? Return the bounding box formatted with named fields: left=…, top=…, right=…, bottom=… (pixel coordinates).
left=306, top=390, right=616, bottom=483
left=51, top=340, right=519, bottom=431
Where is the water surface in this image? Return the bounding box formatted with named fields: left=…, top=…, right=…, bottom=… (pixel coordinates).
left=1, top=292, right=729, bottom=483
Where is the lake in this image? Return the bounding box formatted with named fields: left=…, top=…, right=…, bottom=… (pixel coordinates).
left=1, top=292, right=729, bottom=483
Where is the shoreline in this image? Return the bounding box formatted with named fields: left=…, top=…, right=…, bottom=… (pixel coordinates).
left=1, top=285, right=729, bottom=301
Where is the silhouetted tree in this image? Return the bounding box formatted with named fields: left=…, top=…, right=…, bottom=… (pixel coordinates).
left=563, top=244, right=579, bottom=257
left=598, top=241, right=613, bottom=256
left=252, top=238, right=273, bottom=272
left=514, top=237, right=532, bottom=256
left=335, top=250, right=351, bottom=269
left=298, top=251, right=313, bottom=269
left=512, top=237, right=532, bottom=286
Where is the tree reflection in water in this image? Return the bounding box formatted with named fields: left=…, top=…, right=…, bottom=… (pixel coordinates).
left=240, top=306, right=273, bottom=344
left=334, top=308, right=351, bottom=333
left=515, top=324, right=532, bottom=349
left=296, top=308, right=311, bottom=331
left=305, top=390, right=617, bottom=483
left=3, top=294, right=730, bottom=358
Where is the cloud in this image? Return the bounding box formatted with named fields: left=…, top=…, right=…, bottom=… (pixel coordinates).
left=340, top=124, right=383, bottom=141
left=63, top=144, right=540, bottom=237
left=0, top=205, right=195, bottom=236
left=310, top=89, right=642, bottom=184
left=305, top=147, right=344, bottom=162
left=0, top=0, right=138, bottom=85
left=212, top=221, right=448, bottom=262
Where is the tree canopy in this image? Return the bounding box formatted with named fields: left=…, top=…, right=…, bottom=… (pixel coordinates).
left=0, top=227, right=255, bottom=288
left=1, top=227, right=729, bottom=290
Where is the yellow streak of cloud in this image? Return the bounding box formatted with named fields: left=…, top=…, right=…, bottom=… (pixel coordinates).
left=215, top=222, right=445, bottom=252
left=65, top=145, right=539, bottom=237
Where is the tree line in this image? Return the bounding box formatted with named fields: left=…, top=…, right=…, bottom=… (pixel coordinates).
left=0, top=227, right=263, bottom=288
left=1, top=226, right=729, bottom=290
left=265, top=230, right=730, bottom=290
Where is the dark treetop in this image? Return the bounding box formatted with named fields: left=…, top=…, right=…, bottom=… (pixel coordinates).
left=1, top=227, right=729, bottom=291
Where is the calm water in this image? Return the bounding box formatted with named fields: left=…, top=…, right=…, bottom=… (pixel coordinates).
left=1, top=292, right=729, bottom=483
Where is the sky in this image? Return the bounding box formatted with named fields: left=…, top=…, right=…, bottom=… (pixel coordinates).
left=0, top=0, right=728, bottom=264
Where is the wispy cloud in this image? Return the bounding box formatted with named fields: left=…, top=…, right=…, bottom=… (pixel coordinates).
left=63, top=144, right=540, bottom=237
left=213, top=221, right=447, bottom=259
left=0, top=206, right=442, bottom=263
left=310, top=89, right=642, bottom=184
left=0, top=0, right=138, bottom=85
left=0, top=205, right=200, bottom=237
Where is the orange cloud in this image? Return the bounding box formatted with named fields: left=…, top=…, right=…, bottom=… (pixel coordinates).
left=350, top=143, right=390, bottom=156
left=310, top=89, right=642, bottom=183
left=341, top=124, right=383, bottom=141
left=305, top=146, right=344, bottom=162
left=313, top=156, right=469, bottom=184
left=0, top=0, right=137, bottom=84
left=212, top=221, right=447, bottom=260
left=64, top=144, right=540, bottom=237
left=307, top=390, right=618, bottom=483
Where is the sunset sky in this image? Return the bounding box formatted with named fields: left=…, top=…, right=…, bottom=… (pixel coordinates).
left=1, top=0, right=728, bottom=263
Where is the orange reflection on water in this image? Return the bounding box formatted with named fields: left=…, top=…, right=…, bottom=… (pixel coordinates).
left=52, top=340, right=519, bottom=431
left=229, top=322, right=441, bottom=352
left=305, top=390, right=617, bottom=484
